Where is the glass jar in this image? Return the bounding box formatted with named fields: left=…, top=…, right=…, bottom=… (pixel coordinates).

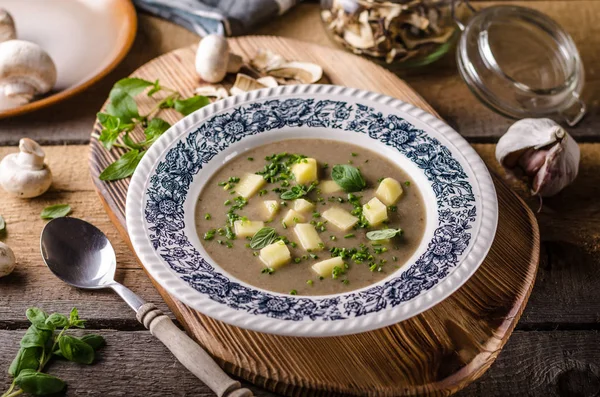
left=320, top=0, right=459, bottom=68
left=456, top=6, right=585, bottom=126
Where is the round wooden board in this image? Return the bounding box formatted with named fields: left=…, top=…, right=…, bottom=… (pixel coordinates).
left=89, top=36, right=539, bottom=396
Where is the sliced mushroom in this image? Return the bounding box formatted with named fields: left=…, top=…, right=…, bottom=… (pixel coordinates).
left=343, top=10, right=375, bottom=49
left=399, top=26, right=454, bottom=50
left=229, top=73, right=268, bottom=96
left=0, top=137, right=52, bottom=198
left=195, top=34, right=243, bottom=83
left=0, top=40, right=57, bottom=105
left=256, top=76, right=278, bottom=88
left=0, top=8, right=16, bottom=43
left=267, top=62, right=323, bottom=84
left=195, top=84, right=229, bottom=100
left=251, top=48, right=286, bottom=72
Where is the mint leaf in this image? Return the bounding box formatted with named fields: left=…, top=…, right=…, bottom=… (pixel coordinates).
left=97, top=112, right=133, bottom=150
left=111, top=77, right=154, bottom=97
left=40, top=204, right=71, bottom=220
left=147, top=79, right=162, bottom=97
left=99, top=150, right=144, bottom=181
left=106, top=90, right=139, bottom=123
left=332, top=164, right=366, bottom=192
left=366, top=228, right=403, bottom=241
left=249, top=227, right=278, bottom=249
left=144, top=117, right=171, bottom=144
left=174, top=95, right=210, bottom=115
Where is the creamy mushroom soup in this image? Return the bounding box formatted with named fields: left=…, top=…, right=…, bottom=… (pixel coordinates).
left=195, top=139, right=426, bottom=296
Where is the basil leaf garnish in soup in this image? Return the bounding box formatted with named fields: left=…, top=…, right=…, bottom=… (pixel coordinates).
left=250, top=227, right=278, bottom=249
left=366, top=228, right=403, bottom=241
left=331, top=164, right=366, bottom=192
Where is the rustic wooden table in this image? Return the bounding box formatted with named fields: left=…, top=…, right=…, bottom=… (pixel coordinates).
left=1, top=4, right=599, bottom=396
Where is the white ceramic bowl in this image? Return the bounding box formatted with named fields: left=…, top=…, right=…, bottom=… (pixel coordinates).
left=126, top=84, right=498, bottom=337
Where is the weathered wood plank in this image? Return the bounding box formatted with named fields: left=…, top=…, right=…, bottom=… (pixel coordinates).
left=1, top=329, right=598, bottom=396
left=1, top=2, right=600, bottom=145
left=2, top=144, right=599, bottom=330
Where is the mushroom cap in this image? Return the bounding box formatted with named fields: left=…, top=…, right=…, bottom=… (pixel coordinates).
left=0, top=8, right=16, bottom=43
left=0, top=150, right=52, bottom=198
left=0, top=241, right=15, bottom=278
left=195, top=34, right=230, bottom=83
left=0, top=40, right=57, bottom=96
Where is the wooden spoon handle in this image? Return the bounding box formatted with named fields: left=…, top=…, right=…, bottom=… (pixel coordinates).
left=137, top=303, right=253, bottom=397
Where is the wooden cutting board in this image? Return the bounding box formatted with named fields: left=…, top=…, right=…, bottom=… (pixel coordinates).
left=88, top=36, right=539, bottom=396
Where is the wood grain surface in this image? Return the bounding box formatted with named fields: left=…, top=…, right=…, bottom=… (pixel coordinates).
left=86, top=37, right=539, bottom=396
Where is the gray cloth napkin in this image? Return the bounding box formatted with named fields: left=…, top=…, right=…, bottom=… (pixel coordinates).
left=133, top=0, right=302, bottom=36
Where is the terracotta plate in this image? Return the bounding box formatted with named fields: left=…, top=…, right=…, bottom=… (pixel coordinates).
left=0, top=0, right=136, bottom=118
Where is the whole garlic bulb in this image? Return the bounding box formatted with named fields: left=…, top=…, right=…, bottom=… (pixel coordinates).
left=496, top=118, right=580, bottom=197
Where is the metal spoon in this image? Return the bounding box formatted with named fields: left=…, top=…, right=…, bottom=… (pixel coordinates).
left=40, top=217, right=252, bottom=397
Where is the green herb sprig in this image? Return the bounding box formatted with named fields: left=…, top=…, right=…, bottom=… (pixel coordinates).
left=97, top=77, right=209, bottom=181
left=2, top=308, right=105, bottom=397
left=250, top=227, right=278, bottom=249
left=40, top=205, right=71, bottom=220
left=366, top=228, right=404, bottom=241
left=331, top=164, right=366, bottom=192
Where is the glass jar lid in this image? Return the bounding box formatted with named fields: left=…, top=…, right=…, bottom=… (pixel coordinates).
left=456, top=5, right=585, bottom=126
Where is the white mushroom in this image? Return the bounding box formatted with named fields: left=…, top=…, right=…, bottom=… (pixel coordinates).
left=0, top=138, right=52, bottom=198
left=0, top=241, right=15, bottom=277
left=0, top=40, right=57, bottom=106
left=195, top=34, right=243, bottom=83
left=0, top=8, right=16, bottom=43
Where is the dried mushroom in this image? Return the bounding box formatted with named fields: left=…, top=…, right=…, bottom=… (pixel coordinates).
left=229, top=73, right=268, bottom=95
left=321, top=0, right=456, bottom=64
left=195, top=84, right=229, bottom=100
left=250, top=50, right=323, bottom=84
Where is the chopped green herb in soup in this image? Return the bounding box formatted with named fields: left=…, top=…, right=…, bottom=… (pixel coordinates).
left=195, top=139, right=426, bottom=296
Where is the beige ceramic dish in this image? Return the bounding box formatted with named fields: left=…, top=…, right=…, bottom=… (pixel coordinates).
left=0, top=0, right=137, bottom=119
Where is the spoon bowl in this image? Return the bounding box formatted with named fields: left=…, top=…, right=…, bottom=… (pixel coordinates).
left=41, top=217, right=117, bottom=289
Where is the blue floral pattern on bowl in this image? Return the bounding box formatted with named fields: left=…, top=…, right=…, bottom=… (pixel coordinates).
left=144, top=98, right=476, bottom=321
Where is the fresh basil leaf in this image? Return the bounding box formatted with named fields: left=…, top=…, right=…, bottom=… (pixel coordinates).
left=45, top=313, right=69, bottom=328
left=332, top=164, right=366, bottom=192
left=8, top=347, right=41, bottom=377
left=0, top=214, right=5, bottom=233
left=147, top=79, right=162, bottom=97
left=106, top=89, right=139, bottom=123
left=249, top=227, right=278, bottom=249
left=20, top=325, right=52, bottom=349
left=173, top=95, right=210, bottom=116
left=366, top=228, right=403, bottom=241
left=26, top=308, right=52, bottom=330
left=99, top=150, right=145, bottom=181
left=40, top=204, right=71, bottom=220
left=68, top=307, right=86, bottom=328
left=80, top=334, right=106, bottom=350
left=58, top=335, right=95, bottom=364
left=15, top=369, right=65, bottom=395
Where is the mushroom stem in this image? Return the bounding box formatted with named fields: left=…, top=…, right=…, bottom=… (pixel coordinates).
left=3, top=81, right=34, bottom=103
left=17, top=138, right=45, bottom=169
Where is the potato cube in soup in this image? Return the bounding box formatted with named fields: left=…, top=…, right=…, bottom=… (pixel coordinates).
left=375, top=177, right=403, bottom=206
left=259, top=241, right=291, bottom=269
left=293, top=198, right=315, bottom=213
left=363, top=197, right=388, bottom=226
left=319, top=180, right=342, bottom=194
left=294, top=223, right=324, bottom=251
left=291, top=158, right=318, bottom=184
left=322, top=207, right=358, bottom=231
left=262, top=200, right=280, bottom=219
left=236, top=173, right=266, bottom=199
left=312, top=256, right=344, bottom=278
left=282, top=209, right=305, bottom=227
left=233, top=220, right=265, bottom=238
